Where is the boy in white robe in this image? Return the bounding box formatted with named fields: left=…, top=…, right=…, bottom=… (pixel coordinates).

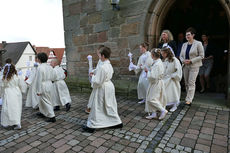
left=34, top=52, right=56, bottom=122
left=145, top=49, right=168, bottom=120
left=82, top=47, right=122, bottom=133
left=161, top=47, right=182, bottom=112
left=25, top=57, right=40, bottom=109
left=0, top=59, right=27, bottom=130
left=129, top=43, right=153, bottom=104
left=85, top=45, right=105, bottom=114
left=50, top=59, right=71, bottom=112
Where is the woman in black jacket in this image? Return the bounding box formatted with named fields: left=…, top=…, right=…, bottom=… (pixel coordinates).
left=158, top=30, right=177, bottom=55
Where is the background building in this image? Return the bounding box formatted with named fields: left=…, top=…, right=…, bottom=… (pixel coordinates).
left=62, top=0, right=230, bottom=104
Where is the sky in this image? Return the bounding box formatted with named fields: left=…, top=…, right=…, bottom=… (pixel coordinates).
left=0, top=0, right=65, bottom=48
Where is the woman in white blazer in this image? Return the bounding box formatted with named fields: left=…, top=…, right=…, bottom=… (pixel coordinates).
left=180, top=27, right=204, bottom=106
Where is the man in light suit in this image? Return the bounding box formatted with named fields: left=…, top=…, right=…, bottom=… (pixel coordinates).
left=180, top=27, right=204, bottom=106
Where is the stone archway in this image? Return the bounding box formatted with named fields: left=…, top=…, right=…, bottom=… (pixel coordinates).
left=145, top=0, right=230, bottom=105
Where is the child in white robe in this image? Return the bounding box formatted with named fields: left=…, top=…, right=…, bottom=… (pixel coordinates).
left=0, top=59, right=27, bottom=129
left=129, top=43, right=153, bottom=104
left=82, top=47, right=122, bottom=133
left=85, top=45, right=105, bottom=114
left=25, top=57, right=40, bottom=109
left=145, top=49, right=167, bottom=120
left=161, top=47, right=182, bottom=112
left=34, top=52, right=56, bottom=122
left=50, top=59, right=71, bottom=112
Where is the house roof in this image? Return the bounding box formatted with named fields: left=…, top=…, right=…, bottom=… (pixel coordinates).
left=35, top=47, right=65, bottom=62
left=0, top=41, right=36, bottom=65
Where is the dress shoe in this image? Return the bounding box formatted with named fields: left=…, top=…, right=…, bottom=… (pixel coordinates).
left=36, top=112, right=45, bottom=118
left=82, top=125, right=95, bottom=133
left=54, top=106, right=60, bottom=111
left=65, top=103, right=71, bottom=112
left=46, top=117, right=56, bottom=123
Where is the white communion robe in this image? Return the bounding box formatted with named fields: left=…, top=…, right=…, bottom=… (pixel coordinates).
left=25, top=65, right=40, bottom=108
left=87, top=60, right=122, bottom=128
left=87, top=59, right=103, bottom=109
left=135, top=51, right=153, bottom=100
left=0, top=75, right=27, bottom=126
left=145, top=59, right=167, bottom=113
left=52, top=66, right=71, bottom=106
left=34, top=63, right=56, bottom=118
left=163, top=57, right=182, bottom=106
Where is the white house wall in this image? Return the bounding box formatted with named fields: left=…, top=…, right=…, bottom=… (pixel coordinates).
left=15, top=44, right=36, bottom=76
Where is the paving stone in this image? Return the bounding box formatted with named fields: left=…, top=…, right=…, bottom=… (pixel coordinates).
left=72, top=146, right=83, bottom=152
left=90, top=138, right=106, bottom=147
left=94, top=146, right=109, bottom=153
left=171, top=149, right=180, bottom=153
left=67, top=139, right=80, bottom=146
left=111, top=143, right=125, bottom=152
left=83, top=145, right=97, bottom=153
left=180, top=138, right=196, bottom=148
left=30, top=141, right=42, bottom=147
left=54, top=144, right=71, bottom=153
left=14, top=145, right=32, bottom=153
left=195, top=144, right=210, bottom=152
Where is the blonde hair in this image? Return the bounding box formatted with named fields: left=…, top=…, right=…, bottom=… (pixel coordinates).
left=159, top=30, right=174, bottom=43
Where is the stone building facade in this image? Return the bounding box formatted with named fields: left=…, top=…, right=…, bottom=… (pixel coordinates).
left=62, top=0, right=230, bottom=102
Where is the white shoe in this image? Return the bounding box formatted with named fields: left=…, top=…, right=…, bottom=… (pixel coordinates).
left=145, top=113, right=157, bottom=120
left=14, top=125, right=21, bottom=130
left=159, top=110, right=168, bottom=120
left=138, top=99, right=145, bottom=104
left=169, top=106, right=177, bottom=112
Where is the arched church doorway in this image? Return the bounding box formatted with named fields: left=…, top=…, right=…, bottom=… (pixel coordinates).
left=146, top=0, right=230, bottom=106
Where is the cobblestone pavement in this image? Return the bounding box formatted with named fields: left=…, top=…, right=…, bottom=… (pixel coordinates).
left=0, top=93, right=229, bottom=153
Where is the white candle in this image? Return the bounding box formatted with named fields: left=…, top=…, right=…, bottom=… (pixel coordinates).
left=87, top=55, right=93, bottom=73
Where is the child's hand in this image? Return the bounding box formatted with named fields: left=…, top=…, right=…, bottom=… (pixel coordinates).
left=89, top=72, right=94, bottom=77
left=144, top=67, right=148, bottom=73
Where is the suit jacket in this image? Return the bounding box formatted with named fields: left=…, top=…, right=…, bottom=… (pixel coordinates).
left=158, top=40, right=177, bottom=55
left=180, top=40, right=204, bottom=68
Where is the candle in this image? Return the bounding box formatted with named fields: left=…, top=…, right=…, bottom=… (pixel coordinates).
left=87, top=55, right=93, bottom=73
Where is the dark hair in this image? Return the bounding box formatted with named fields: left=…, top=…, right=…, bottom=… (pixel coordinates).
left=5, top=58, right=12, bottom=64
left=100, top=47, right=111, bottom=59
left=98, top=45, right=105, bottom=50
left=161, top=47, right=174, bottom=62
left=151, top=48, right=161, bottom=59
left=3, top=64, right=17, bottom=81
left=37, top=52, right=48, bottom=63
left=140, top=42, right=149, bottom=50
left=186, top=27, right=196, bottom=35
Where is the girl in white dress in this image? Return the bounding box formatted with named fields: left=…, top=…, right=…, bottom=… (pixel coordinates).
left=161, top=47, right=182, bottom=112
left=82, top=47, right=122, bottom=133
left=145, top=49, right=167, bottom=120
left=0, top=59, right=27, bottom=129
left=129, top=43, right=153, bottom=104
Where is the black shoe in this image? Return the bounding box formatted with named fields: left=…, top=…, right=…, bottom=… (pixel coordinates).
left=36, top=112, right=45, bottom=118
left=65, top=103, right=71, bottom=112
left=54, top=106, right=60, bottom=111
left=109, top=123, right=123, bottom=129
left=82, top=125, right=95, bottom=133
left=46, top=117, right=56, bottom=123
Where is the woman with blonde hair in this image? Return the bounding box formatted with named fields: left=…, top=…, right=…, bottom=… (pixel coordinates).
left=158, top=30, right=177, bottom=55
left=161, top=47, right=182, bottom=112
